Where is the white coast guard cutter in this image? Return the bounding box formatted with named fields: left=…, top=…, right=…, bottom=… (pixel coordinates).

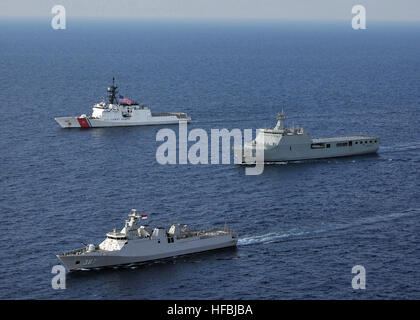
left=55, top=78, right=191, bottom=128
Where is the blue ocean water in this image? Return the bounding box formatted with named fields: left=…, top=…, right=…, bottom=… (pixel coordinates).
left=0, top=18, right=419, bottom=299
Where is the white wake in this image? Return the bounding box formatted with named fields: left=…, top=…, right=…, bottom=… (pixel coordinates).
left=238, top=208, right=419, bottom=246
left=380, top=142, right=420, bottom=154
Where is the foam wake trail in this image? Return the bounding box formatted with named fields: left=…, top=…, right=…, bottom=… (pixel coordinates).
left=238, top=230, right=309, bottom=246
left=380, top=142, right=420, bottom=154
left=238, top=208, right=419, bottom=246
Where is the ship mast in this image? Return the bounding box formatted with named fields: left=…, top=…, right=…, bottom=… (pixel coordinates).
left=107, top=77, right=118, bottom=105
left=275, top=108, right=286, bottom=130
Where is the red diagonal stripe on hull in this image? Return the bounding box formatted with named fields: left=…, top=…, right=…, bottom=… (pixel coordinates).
left=77, top=117, right=90, bottom=128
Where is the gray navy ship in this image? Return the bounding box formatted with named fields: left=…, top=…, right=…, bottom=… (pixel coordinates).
left=57, top=209, right=238, bottom=271
left=234, top=110, right=380, bottom=163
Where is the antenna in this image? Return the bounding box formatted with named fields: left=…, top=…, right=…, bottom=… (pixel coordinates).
left=107, top=77, right=118, bottom=105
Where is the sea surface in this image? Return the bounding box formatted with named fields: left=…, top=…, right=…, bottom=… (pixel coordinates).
left=0, top=18, right=419, bottom=299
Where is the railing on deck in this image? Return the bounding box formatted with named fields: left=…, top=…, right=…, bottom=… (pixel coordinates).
left=152, top=112, right=189, bottom=119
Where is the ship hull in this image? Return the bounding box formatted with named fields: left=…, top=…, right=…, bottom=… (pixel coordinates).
left=55, top=116, right=190, bottom=128
left=237, top=137, right=380, bottom=163
left=57, top=235, right=237, bottom=271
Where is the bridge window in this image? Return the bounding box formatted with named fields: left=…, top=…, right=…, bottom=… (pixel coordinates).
left=107, top=236, right=126, bottom=240
left=336, top=142, right=348, bottom=147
